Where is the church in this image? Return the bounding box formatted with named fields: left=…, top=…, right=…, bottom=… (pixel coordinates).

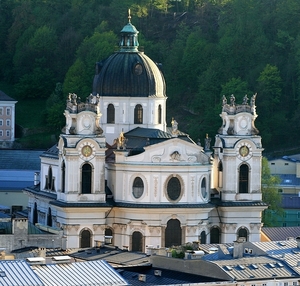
left=24, top=13, right=267, bottom=251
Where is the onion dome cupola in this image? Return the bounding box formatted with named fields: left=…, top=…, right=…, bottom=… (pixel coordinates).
left=92, top=10, right=166, bottom=98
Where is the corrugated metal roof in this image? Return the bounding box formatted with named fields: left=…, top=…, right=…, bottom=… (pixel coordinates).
left=262, top=226, right=300, bottom=241
left=0, top=260, right=43, bottom=286
left=252, top=240, right=300, bottom=276
left=212, top=256, right=296, bottom=281
left=32, top=260, right=129, bottom=286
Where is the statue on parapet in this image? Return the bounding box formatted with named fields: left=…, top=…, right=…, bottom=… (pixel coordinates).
left=242, top=95, right=249, bottom=105
left=230, top=94, right=235, bottom=106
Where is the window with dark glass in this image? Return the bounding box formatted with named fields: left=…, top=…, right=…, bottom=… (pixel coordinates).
left=167, top=177, right=181, bottom=201
left=61, top=161, right=65, bottom=193
left=132, top=231, right=143, bottom=252
left=80, top=229, right=91, bottom=248
left=165, top=219, right=181, bottom=247
left=158, top=105, right=162, bottom=124
left=201, top=178, right=207, bottom=198
left=239, top=164, right=249, bottom=193
left=133, top=177, right=144, bottom=198
left=82, top=163, right=92, bottom=194
left=134, top=104, right=143, bottom=124
left=107, top=104, right=115, bottom=123
left=210, top=227, right=220, bottom=243
left=45, top=166, right=55, bottom=191
left=238, top=228, right=248, bottom=241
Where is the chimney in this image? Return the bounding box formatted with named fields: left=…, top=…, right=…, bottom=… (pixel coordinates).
left=233, top=237, right=245, bottom=259
left=38, top=247, right=46, bottom=259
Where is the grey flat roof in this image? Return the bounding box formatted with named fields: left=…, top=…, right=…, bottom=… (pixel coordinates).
left=0, top=150, right=44, bottom=170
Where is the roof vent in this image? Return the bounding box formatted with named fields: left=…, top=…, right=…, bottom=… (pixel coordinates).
left=52, top=255, right=72, bottom=264
left=0, top=271, right=6, bottom=277
left=154, top=270, right=162, bottom=276
left=224, top=265, right=233, bottom=271
left=26, top=257, right=46, bottom=265
left=138, top=274, right=146, bottom=282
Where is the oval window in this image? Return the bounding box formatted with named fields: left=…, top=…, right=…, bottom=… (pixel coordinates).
left=167, top=177, right=181, bottom=201
left=133, top=177, right=144, bottom=199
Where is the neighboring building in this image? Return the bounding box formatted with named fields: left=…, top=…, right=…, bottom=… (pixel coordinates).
left=0, top=90, right=17, bottom=148
left=24, top=14, right=267, bottom=251
left=0, top=149, right=44, bottom=214
left=266, top=155, right=300, bottom=226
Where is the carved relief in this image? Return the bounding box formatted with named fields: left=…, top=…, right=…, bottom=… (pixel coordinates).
left=154, top=176, right=158, bottom=197
left=170, top=151, right=181, bottom=161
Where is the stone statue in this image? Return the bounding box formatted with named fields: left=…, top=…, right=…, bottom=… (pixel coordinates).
left=242, top=95, right=248, bottom=105
left=230, top=94, right=235, bottom=106
left=251, top=93, right=257, bottom=106
left=171, top=118, right=178, bottom=135
left=222, top=95, right=227, bottom=106
left=204, top=134, right=211, bottom=151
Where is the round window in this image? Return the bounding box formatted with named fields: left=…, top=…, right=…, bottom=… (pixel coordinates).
left=167, top=177, right=181, bottom=201
left=132, top=177, right=144, bottom=199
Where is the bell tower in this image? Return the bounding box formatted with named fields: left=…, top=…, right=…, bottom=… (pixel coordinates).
left=57, top=93, right=107, bottom=203
left=211, top=94, right=267, bottom=243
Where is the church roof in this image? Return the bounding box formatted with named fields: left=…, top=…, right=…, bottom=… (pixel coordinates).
left=40, top=144, right=58, bottom=159
left=0, top=90, right=16, bottom=101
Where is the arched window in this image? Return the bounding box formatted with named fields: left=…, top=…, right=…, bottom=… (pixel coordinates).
left=201, top=177, right=207, bottom=199
left=45, top=166, right=55, bottom=191
left=237, top=227, right=248, bottom=241
left=158, top=104, right=162, bottom=124
left=167, top=176, right=181, bottom=201
left=165, top=219, right=182, bottom=247
left=132, top=177, right=144, bottom=198
left=61, top=161, right=65, bottom=193
left=210, top=227, right=220, bottom=243
left=132, top=231, right=143, bottom=252
left=239, top=164, right=249, bottom=193
left=200, top=230, right=206, bottom=244
left=134, top=104, right=143, bottom=124
left=80, top=229, right=92, bottom=248
left=82, top=163, right=92, bottom=194
left=47, top=207, right=52, bottom=227
left=218, top=161, right=223, bottom=188
left=105, top=228, right=113, bottom=245
left=107, top=104, right=115, bottom=123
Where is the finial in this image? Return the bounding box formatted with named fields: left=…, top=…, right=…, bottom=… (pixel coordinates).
left=128, top=8, right=131, bottom=23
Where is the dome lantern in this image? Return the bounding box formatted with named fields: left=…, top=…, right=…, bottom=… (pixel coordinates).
left=119, top=9, right=139, bottom=52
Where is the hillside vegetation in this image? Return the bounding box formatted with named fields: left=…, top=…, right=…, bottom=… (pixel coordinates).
left=1, top=0, right=300, bottom=153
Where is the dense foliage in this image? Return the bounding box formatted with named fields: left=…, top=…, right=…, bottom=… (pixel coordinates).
left=261, top=157, right=283, bottom=226
left=1, top=0, right=300, bottom=152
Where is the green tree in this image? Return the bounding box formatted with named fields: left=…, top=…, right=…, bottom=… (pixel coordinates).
left=256, top=64, right=285, bottom=148
left=221, top=77, right=252, bottom=103
left=46, top=83, right=65, bottom=132
left=261, top=157, right=283, bottom=227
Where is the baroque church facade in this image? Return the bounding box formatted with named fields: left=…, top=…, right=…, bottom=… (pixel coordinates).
left=25, top=15, right=267, bottom=251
